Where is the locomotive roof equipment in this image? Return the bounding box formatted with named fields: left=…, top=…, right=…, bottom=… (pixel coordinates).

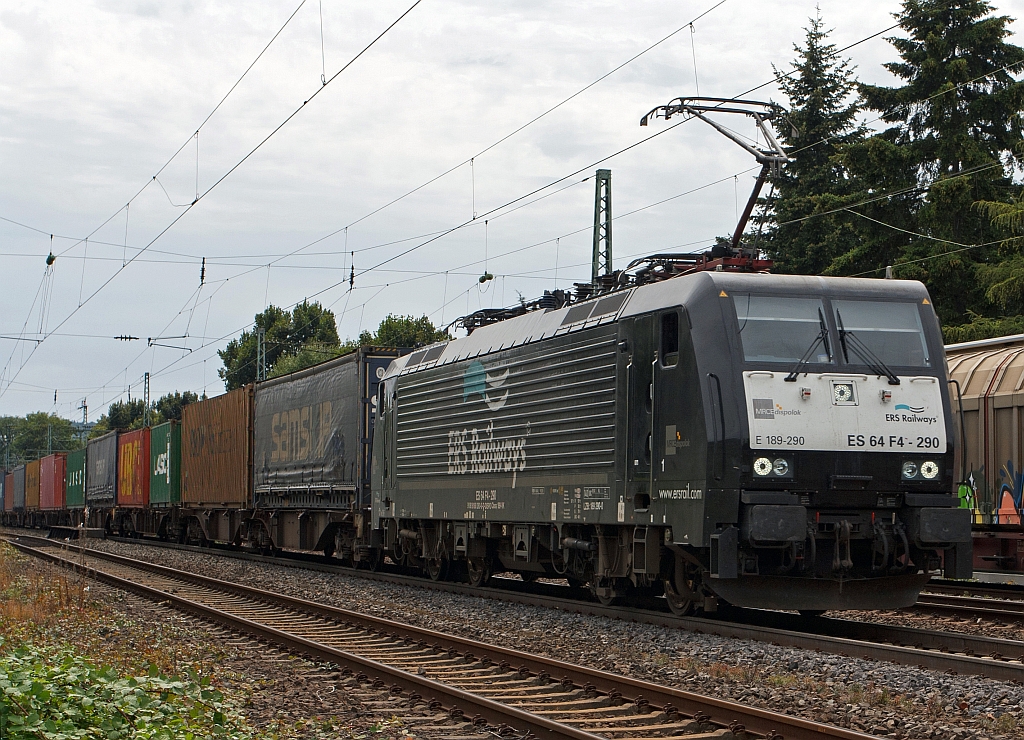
left=641, top=97, right=792, bottom=251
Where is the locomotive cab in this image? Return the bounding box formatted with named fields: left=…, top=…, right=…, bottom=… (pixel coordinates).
left=666, top=273, right=972, bottom=611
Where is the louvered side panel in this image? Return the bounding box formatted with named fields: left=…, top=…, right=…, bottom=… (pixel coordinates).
left=395, top=327, right=618, bottom=479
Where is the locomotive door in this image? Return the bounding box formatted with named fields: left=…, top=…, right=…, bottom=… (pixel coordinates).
left=652, top=309, right=689, bottom=484
left=626, top=315, right=655, bottom=480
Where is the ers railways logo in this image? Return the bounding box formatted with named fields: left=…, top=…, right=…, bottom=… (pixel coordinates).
left=895, top=403, right=925, bottom=414
left=463, top=360, right=509, bottom=411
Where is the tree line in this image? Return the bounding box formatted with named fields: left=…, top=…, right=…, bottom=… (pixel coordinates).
left=760, top=0, right=1024, bottom=342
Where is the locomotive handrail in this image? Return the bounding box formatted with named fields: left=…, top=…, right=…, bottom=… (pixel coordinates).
left=948, top=378, right=968, bottom=482
left=707, top=373, right=725, bottom=481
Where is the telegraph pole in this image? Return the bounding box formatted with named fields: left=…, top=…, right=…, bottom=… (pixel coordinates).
left=77, top=399, right=88, bottom=445
left=256, top=328, right=267, bottom=382
left=591, top=169, right=612, bottom=284
left=143, top=372, right=151, bottom=427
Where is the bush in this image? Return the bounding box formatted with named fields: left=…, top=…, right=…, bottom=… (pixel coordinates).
left=0, top=641, right=257, bottom=740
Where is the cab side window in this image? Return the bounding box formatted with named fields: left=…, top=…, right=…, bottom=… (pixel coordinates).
left=660, top=312, right=679, bottom=367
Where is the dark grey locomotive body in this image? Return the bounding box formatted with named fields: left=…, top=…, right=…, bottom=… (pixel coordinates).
left=373, top=271, right=971, bottom=611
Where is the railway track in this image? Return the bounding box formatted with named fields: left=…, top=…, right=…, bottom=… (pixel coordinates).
left=914, top=592, right=1024, bottom=620
left=6, top=535, right=873, bottom=740
left=18, top=531, right=1024, bottom=684
left=925, top=578, right=1024, bottom=601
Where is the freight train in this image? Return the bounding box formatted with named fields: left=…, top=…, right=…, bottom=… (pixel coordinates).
left=0, top=253, right=973, bottom=614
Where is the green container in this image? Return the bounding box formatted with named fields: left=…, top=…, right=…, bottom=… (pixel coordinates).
left=66, top=448, right=87, bottom=509
left=149, top=421, right=181, bottom=506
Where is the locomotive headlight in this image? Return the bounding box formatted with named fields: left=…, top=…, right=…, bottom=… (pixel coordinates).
left=901, top=461, right=919, bottom=479
left=773, top=458, right=790, bottom=476
left=920, top=461, right=940, bottom=479
left=753, top=457, right=773, bottom=476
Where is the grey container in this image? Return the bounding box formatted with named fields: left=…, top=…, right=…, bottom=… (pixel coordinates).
left=254, top=348, right=398, bottom=509
left=12, top=465, right=26, bottom=511
left=86, top=431, right=118, bottom=507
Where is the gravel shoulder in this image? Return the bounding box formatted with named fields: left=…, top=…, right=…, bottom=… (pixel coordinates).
left=84, top=538, right=1024, bottom=740
left=0, top=542, right=483, bottom=740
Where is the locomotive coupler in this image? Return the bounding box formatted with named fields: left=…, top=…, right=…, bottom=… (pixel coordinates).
left=832, top=520, right=853, bottom=571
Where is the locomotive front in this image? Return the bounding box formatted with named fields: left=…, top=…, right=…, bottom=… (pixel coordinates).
left=700, top=273, right=972, bottom=611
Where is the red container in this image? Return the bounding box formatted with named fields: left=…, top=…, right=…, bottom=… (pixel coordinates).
left=117, top=428, right=150, bottom=508
left=3, top=472, right=11, bottom=511
left=39, top=454, right=67, bottom=510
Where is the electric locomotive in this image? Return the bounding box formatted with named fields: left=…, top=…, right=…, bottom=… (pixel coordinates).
left=371, top=261, right=972, bottom=613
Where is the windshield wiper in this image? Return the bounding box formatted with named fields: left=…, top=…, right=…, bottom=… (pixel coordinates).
left=835, top=310, right=900, bottom=386
left=785, top=308, right=831, bottom=382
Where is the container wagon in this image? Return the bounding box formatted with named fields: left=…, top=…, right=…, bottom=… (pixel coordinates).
left=66, top=448, right=87, bottom=514
left=86, top=432, right=118, bottom=527
left=947, top=334, right=1024, bottom=571
left=11, top=466, right=25, bottom=523
left=25, top=460, right=40, bottom=523
left=149, top=420, right=181, bottom=511
left=112, top=429, right=149, bottom=536
left=3, top=470, right=14, bottom=516
left=39, top=453, right=68, bottom=526
left=252, top=347, right=397, bottom=558
left=179, top=386, right=254, bottom=544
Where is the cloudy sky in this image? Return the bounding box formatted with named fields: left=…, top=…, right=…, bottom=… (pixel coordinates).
left=1, top=0, right=1022, bottom=420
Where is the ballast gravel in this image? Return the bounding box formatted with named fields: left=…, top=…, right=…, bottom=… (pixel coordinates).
left=88, top=539, right=1024, bottom=739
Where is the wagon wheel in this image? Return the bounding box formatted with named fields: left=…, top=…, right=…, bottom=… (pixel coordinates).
left=664, top=560, right=701, bottom=617
left=466, top=557, right=491, bottom=587
left=519, top=571, right=539, bottom=583
left=592, top=577, right=627, bottom=607
left=425, top=555, right=449, bottom=582
left=367, top=547, right=384, bottom=572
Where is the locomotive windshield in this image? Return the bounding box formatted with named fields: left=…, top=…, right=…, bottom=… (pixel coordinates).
left=832, top=300, right=930, bottom=367
left=734, top=295, right=833, bottom=364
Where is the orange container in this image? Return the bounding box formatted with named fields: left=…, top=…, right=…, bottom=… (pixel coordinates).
left=25, top=460, right=40, bottom=510
left=117, top=428, right=150, bottom=508
left=182, top=386, right=253, bottom=507
left=39, top=454, right=67, bottom=510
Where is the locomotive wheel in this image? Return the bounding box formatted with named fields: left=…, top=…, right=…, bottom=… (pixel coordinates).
left=593, top=577, right=627, bottom=607
left=425, top=556, right=449, bottom=582
left=519, top=571, right=539, bottom=583
left=466, top=557, right=491, bottom=587
left=664, top=560, right=701, bottom=617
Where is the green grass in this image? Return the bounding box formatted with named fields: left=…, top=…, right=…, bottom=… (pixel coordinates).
left=0, top=641, right=258, bottom=740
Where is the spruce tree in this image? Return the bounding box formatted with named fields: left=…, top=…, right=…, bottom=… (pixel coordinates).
left=849, top=0, right=1024, bottom=327
left=763, top=12, right=865, bottom=275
